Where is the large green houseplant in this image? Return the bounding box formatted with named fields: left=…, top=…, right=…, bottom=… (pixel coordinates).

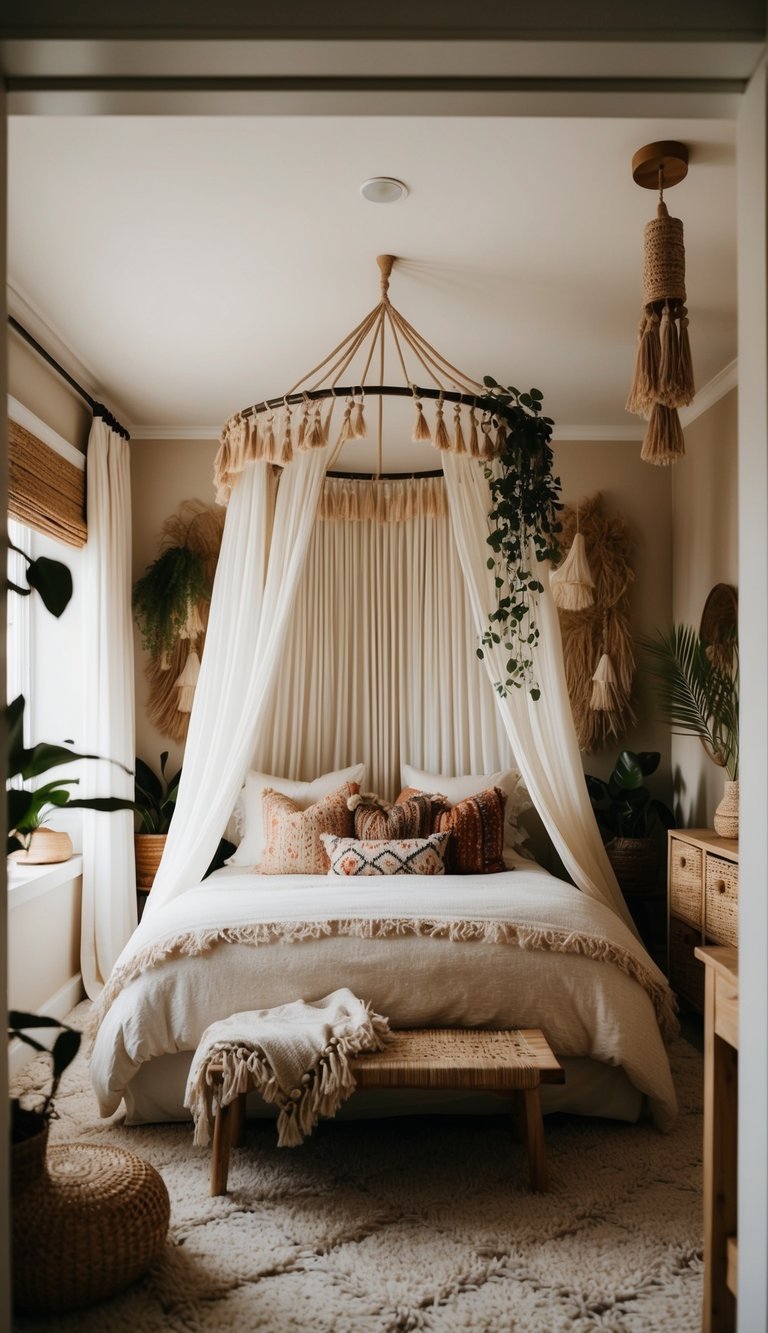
left=134, top=751, right=181, bottom=888
left=586, top=750, right=675, bottom=895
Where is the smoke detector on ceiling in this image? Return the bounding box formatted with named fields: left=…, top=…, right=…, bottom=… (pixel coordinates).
left=360, top=177, right=409, bottom=204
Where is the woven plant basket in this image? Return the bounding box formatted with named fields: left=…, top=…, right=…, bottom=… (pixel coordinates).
left=9, top=828, right=73, bottom=865
left=135, top=833, right=167, bottom=888
left=606, top=836, right=658, bottom=897
left=713, top=779, right=739, bottom=840
left=12, top=1141, right=170, bottom=1314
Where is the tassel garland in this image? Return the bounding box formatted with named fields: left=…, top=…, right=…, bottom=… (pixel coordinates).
left=453, top=403, right=466, bottom=453
left=352, top=397, right=367, bottom=439
left=640, top=402, right=685, bottom=465
left=434, top=397, right=451, bottom=451
left=590, top=653, right=617, bottom=712
left=412, top=397, right=432, bottom=442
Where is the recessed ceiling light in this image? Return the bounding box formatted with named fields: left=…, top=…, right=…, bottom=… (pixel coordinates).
left=360, top=177, right=409, bottom=204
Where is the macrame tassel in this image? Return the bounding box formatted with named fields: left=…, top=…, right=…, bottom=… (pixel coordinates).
left=263, top=412, right=276, bottom=461
left=625, top=311, right=660, bottom=415
left=453, top=403, right=467, bottom=454
left=184, top=600, right=205, bottom=639
left=412, top=398, right=432, bottom=442
left=676, top=307, right=695, bottom=406
left=175, top=648, right=200, bottom=713
left=468, top=407, right=480, bottom=457
left=306, top=407, right=325, bottom=448
left=322, top=403, right=334, bottom=445
left=280, top=408, right=294, bottom=464
left=590, top=652, right=617, bottom=711
left=337, top=398, right=355, bottom=446
left=550, top=532, right=595, bottom=610
left=479, top=415, right=495, bottom=459
left=640, top=402, right=685, bottom=466
left=434, top=398, right=451, bottom=451
left=353, top=397, right=367, bottom=439
left=495, top=421, right=507, bottom=453
left=297, top=402, right=309, bottom=449
left=658, top=304, right=679, bottom=405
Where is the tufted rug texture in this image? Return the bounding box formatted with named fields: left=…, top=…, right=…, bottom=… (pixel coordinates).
left=12, top=1005, right=703, bottom=1332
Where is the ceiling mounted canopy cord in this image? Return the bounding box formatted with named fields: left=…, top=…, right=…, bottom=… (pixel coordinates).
left=625, top=141, right=695, bottom=466
left=215, top=255, right=502, bottom=501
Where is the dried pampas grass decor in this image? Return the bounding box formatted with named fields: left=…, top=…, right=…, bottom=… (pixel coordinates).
left=555, top=493, right=636, bottom=752
left=143, top=500, right=225, bottom=742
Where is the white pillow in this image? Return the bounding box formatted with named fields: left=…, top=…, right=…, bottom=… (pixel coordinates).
left=228, top=762, right=366, bottom=868
left=400, top=763, right=532, bottom=854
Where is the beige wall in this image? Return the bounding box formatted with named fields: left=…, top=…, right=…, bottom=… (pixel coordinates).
left=131, top=437, right=218, bottom=775
left=671, top=388, right=738, bottom=826
left=8, top=329, right=91, bottom=452
left=552, top=437, right=673, bottom=797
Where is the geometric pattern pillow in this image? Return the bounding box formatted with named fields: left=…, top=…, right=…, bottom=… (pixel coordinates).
left=259, top=782, right=358, bottom=875
left=398, top=785, right=508, bottom=875
left=348, top=791, right=434, bottom=842
left=321, top=831, right=450, bottom=877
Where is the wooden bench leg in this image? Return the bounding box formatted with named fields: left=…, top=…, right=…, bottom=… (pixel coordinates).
left=521, top=1086, right=548, bottom=1192
left=230, top=1091, right=246, bottom=1148
left=210, top=1098, right=233, bottom=1196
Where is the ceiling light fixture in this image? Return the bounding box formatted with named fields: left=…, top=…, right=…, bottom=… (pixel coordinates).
left=360, top=177, right=409, bottom=204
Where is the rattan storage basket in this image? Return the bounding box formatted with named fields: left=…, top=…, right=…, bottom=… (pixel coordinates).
left=606, top=836, right=658, bottom=897
left=12, top=1141, right=170, bottom=1313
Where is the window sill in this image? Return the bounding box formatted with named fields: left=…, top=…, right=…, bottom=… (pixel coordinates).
left=7, top=854, right=84, bottom=908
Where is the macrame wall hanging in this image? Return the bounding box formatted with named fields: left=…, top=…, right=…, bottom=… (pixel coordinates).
left=555, top=493, right=636, bottom=752
left=216, top=254, right=509, bottom=502
left=136, top=500, right=224, bottom=742
left=625, top=140, right=695, bottom=466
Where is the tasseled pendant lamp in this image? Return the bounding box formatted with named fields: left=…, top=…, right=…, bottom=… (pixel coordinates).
left=625, top=141, right=695, bottom=466
left=551, top=510, right=595, bottom=611
left=216, top=255, right=507, bottom=500
left=591, top=651, right=617, bottom=712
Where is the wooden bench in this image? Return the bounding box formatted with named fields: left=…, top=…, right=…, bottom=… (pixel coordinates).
left=209, top=1027, right=564, bottom=1196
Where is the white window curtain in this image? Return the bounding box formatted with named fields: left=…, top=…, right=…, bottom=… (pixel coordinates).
left=146, top=448, right=329, bottom=915
left=81, top=418, right=136, bottom=996
left=259, top=475, right=511, bottom=798
left=442, top=452, right=635, bottom=930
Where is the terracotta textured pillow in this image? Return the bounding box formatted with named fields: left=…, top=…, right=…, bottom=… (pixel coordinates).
left=398, top=784, right=508, bottom=875
left=321, top=832, right=449, bottom=877
left=259, top=782, right=358, bottom=875
left=348, top=791, right=434, bottom=842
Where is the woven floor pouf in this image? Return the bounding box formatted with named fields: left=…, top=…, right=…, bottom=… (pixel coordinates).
left=13, top=1140, right=170, bottom=1314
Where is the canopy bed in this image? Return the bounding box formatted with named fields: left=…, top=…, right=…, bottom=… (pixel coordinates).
left=91, top=258, right=678, bottom=1132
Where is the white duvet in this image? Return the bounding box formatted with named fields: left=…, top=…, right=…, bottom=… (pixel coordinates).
left=91, top=863, right=678, bottom=1130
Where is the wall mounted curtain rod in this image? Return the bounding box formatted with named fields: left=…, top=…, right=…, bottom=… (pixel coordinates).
left=8, top=315, right=130, bottom=440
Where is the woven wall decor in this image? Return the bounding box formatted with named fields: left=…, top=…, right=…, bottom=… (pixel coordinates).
left=555, top=493, right=636, bottom=752
left=625, top=141, right=695, bottom=466
left=143, top=500, right=224, bottom=742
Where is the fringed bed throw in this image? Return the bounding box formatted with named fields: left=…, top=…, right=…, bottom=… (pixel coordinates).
left=184, top=988, right=390, bottom=1148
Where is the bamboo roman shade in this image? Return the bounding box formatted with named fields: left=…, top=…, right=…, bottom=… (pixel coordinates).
left=9, top=419, right=87, bottom=547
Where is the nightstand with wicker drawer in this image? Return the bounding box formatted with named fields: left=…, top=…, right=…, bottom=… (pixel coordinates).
left=668, top=830, right=739, bottom=1012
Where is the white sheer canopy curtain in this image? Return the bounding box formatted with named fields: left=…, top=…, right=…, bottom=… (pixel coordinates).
left=81, top=417, right=136, bottom=997
left=147, top=449, right=329, bottom=914
left=442, top=452, right=636, bottom=932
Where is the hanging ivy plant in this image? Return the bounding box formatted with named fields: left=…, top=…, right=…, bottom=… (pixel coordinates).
left=132, top=545, right=210, bottom=659
left=476, top=377, right=563, bottom=699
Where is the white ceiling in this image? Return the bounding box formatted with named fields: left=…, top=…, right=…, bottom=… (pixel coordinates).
left=8, top=114, right=737, bottom=469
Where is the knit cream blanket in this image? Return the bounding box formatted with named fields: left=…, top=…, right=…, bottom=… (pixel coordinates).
left=184, top=988, right=390, bottom=1148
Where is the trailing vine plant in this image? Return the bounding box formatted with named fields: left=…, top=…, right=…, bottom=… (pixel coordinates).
left=475, top=377, right=563, bottom=699
left=132, top=544, right=210, bottom=660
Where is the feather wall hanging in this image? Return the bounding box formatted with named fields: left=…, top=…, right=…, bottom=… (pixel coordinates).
left=625, top=141, right=695, bottom=466
left=555, top=493, right=636, bottom=751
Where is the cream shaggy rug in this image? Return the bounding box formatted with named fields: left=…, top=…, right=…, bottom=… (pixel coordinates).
left=12, top=1005, right=703, bottom=1332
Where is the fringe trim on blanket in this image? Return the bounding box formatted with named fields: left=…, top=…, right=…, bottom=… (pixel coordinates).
left=91, top=918, right=679, bottom=1046
left=186, top=1004, right=390, bottom=1149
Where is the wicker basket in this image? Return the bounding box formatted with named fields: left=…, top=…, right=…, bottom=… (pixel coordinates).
left=9, top=828, right=73, bottom=864
left=135, top=833, right=167, bottom=888
left=12, top=1141, right=170, bottom=1313
left=606, top=836, right=658, bottom=897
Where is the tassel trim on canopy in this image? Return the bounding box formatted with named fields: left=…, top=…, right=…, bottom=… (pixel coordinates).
left=318, top=475, right=448, bottom=523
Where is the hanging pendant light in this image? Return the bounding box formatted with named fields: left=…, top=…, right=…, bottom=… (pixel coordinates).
left=590, top=652, right=618, bottom=712
left=550, top=510, right=595, bottom=611
left=625, top=141, right=695, bottom=466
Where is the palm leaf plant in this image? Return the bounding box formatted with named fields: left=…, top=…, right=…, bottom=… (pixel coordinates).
left=641, top=624, right=739, bottom=780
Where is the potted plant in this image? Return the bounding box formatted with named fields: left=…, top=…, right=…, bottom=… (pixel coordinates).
left=132, top=544, right=209, bottom=663
left=9, top=1011, right=81, bottom=1181
left=7, top=694, right=135, bottom=863
left=134, top=751, right=181, bottom=888
left=586, top=750, right=675, bottom=895
left=641, top=622, right=739, bottom=837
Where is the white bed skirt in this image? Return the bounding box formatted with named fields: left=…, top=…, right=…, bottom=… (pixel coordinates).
left=122, top=1051, right=643, bottom=1127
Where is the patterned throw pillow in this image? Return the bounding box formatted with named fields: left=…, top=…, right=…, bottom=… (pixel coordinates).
left=348, top=791, right=434, bottom=842
left=321, top=832, right=450, bottom=877
left=259, top=782, right=358, bottom=875
left=398, top=785, right=508, bottom=875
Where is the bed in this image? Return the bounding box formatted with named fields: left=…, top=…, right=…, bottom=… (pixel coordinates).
left=90, top=855, right=678, bottom=1131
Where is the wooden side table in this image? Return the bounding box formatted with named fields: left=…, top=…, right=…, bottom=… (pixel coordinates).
left=696, top=945, right=738, bottom=1333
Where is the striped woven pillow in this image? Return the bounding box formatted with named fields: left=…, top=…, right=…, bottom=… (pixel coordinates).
left=398, top=784, right=508, bottom=875
left=348, top=791, right=434, bottom=841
